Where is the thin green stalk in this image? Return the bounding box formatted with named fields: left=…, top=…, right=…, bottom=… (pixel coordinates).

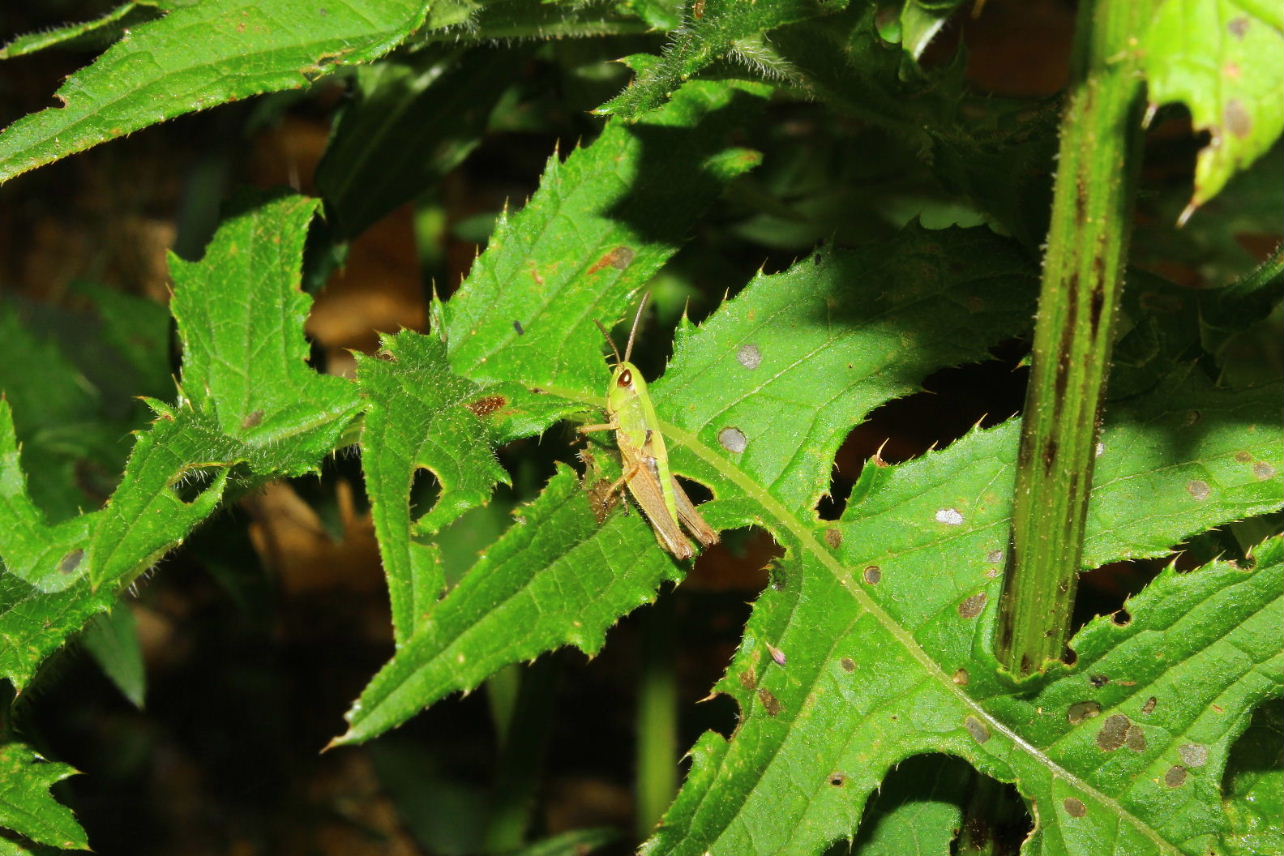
left=997, top=0, right=1159, bottom=676
left=484, top=658, right=558, bottom=853
left=636, top=593, right=678, bottom=841
left=1202, top=243, right=1284, bottom=331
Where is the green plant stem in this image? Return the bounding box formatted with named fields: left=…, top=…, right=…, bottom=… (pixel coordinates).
left=1201, top=244, right=1284, bottom=331
left=636, top=593, right=678, bottom=840
left=997, top=0, right=1158, bottom=676
left=484, top=658, right=558, bottom=853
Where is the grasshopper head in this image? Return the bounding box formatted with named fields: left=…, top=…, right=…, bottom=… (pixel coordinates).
left=606, top=360, right=648, bottom=414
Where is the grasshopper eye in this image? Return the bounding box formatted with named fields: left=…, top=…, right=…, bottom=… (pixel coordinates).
left=618, top=369, right=632, bottom=387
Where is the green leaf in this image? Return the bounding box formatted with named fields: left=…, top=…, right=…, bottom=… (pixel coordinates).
left=335, top=463, right=679, bottom=745
left=898, top=0, right=965, bottom=60
left=81, top=602, right=146, bottom=708
left=645, top=521, right=1280, bottom=856
left=71, top=281, right=173, bottom=402
left=357, top=331, right=510, bottom=643
left=316, top=46, right=528, bottom=239
left=1143, top=0, right=1284, bottom=213
left=168, top=194, right=360, bottom=467
left=0, top=400, right=114, bottom=686
left=0, top=303, right=127, bottom=522
left=1, top=194, right=361, bottom=682
left=0, top=0, right=431, bottom=184
left=653, top=227, right=1039, bottom=518
left=769, top=6, right=1059, bottom=248
left=0, top=743, right=87, bottom=851
left=0, top=398, right=100, bottom=594
left=0, top=2, right=167, bottom=59
left=425, top=0, right=657, bottom=42
left=1082, top=371, right=1283, bottom=565
left=341, top=198, right=1281, bottom=849
left=848, top=755, right=973, bottom=855
left=442, top=75, right=768, bottom=420
left=512, top=827, right=620, bottom=856
left=595, top=0, right=849, bottom=119
left=1219, top=699, right=1284, bottom=856
left=336, top=224, right=1044, bottom=745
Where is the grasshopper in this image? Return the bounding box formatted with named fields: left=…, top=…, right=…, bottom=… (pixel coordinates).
left=579, top=298, right=719, bottom=560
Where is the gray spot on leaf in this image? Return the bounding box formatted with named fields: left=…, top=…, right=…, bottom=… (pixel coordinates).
left=718, top=427, right=747, bottom=454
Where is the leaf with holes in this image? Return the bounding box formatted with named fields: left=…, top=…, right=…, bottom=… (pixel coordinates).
left=357, top=330, right=511, bottom=643
left=339, top=196, right=1281, bottom=855
left=334, top=224, right=1046, bottom=744
left=1143, top=0, right=1284, bottom=213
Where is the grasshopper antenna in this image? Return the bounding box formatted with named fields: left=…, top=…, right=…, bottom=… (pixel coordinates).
left=595, top=320, right=623, bottom=365
left=623, top=292, right=651, bottom=364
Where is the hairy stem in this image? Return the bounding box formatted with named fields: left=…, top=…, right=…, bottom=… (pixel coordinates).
left=997, top=0, right=1159, bottom=676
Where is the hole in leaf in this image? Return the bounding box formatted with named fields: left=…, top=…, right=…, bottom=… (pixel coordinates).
left=840, top=755, right=1031, bottom=856
left=1221, top=699, right=1284, bottom=809
left=684, top=525, right=777, bottom=594
left=408, top=467, right=441, bottom=522
left=171, top=467, right=220, bottom=504
left=818, top=346, right=1027, bottom=520
left=1072, top=513, right=1281, bottom=638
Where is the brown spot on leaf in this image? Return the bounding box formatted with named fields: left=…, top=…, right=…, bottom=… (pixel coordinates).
left=1097, top=714, right=1131, bottom=750
left=587, top=246, right=636, bottom=274
left=953, top=668, right=970, bottom=685
left=828, top=773, right=846, bottom=787
left=1235, top=451, right=1252, bottom=463
left=242, top=410, right=264, bottom=430
left=59, top=550, right=85, bottom=575
left=1164, top=766, right=1188, bottom=788
left=739, top=668, right=757, bottom=691
left=466, top=395, right=507, bottom=417
left=737, top=344, right=762, bottom=369
left=1225, top=99, right=1252, bottom=139
left=840, top=657, right=856, bottom=673
left=1090, top=674, right=1109, bottom=688
left=1254, top=461, right=1276, bottom=480
left=1125, top=722, right=1147, bottom=751
left=965, top=716, right=990, bottom=743
left=1228, top=16, right=1249, bottom=38
left=1063, top=798, right=1087, bottom=818
left=863, top=565, right=882, bottom=585
left=1141, top=696, right=1157, bottom=715
left=1068, top=701, right=1102, bottom=724
left=758, top=688, right=782, bottom=716
left=824, top=528, right=842, bottom=549
left=959, top=593, right=987, bottom=619
left=1186, top=480, right=1211, bottom=500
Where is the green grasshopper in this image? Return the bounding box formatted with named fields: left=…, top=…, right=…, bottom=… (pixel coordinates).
left=579, top=298, right=719, bottom=560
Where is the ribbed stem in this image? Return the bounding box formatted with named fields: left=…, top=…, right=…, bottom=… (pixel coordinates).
left=996, top=0, right=1159, bottom=676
